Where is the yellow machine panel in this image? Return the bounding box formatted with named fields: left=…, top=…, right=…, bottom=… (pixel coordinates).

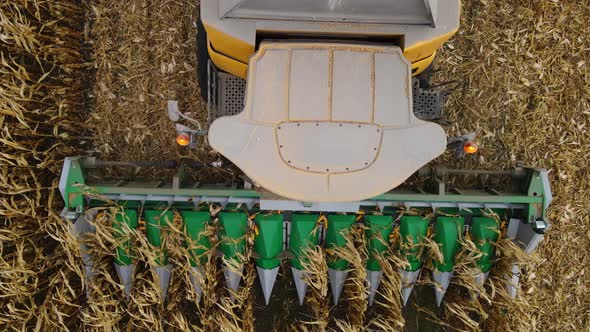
left=204, top=24, right=457, bottom=79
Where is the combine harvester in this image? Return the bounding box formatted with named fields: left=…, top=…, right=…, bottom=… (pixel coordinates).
left=60, top=0, right=551, bottom=312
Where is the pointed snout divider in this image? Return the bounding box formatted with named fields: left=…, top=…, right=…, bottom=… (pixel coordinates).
left=113, top=208, right=139, bottom=298
left=399, top=216, right=429, bottom=306
left=145, top=210, right=174, bottom=302
left=470, top=217, right=500, bottom=287
left=325, top=215, right=356, bottom=305
left=364, top=214, right=394, bottom=306
left=71, top=209, right=99, bottom=298
left=218, top=212, right=248, bottom=301
left=182, top=210, right=212, bottom=302
left=253, top=213, right=283, bottom=305
left=432, top=216, right=464, bottom=307
left=289, top=214, right=320, bottom=305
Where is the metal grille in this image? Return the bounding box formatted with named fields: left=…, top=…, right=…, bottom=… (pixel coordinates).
left=209, top=74, right=444, bottom=122
left=412, top=78, right=445, bottom=120
left=212, top=72, right=246, bottom=121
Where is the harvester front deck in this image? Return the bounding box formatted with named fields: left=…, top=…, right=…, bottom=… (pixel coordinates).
left=60, top=156, right=551, bottom=311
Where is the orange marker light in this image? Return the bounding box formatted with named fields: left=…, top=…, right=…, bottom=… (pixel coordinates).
left=463, top=141, right=479, bottom=154
left=176, top=133, right=190, bottom=146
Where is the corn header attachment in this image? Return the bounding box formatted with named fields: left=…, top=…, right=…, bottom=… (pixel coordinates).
left=60, top=157, right=551, bottom=307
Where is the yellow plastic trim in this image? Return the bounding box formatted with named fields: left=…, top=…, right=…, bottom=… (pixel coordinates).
left=411, top=52, right=436, bottom=76
left=204, top=23, right=254, bottom=63
left=208, top=41, right=248, bottom=79
left=212, top=41, right=438, bottom=80
left=404, top=28, right=458, bottom=63
left=205, top=18, right=455, bottom=80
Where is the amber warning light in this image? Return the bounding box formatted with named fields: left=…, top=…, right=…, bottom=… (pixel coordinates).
left=176, top=133, right=191, bottom=147
left=463, top=141, right=479, bottom=154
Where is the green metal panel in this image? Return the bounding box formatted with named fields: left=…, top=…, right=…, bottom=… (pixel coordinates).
left=325, top=215, right=356, bottom=270
left=374, top=192, right=543, bottom=204
left=470, top=217, right=499, bottom=273
left=224, top=203, right=246, bottom=211
left=289, top=214, right=319, bottom=270
left=526, top=171, right=548, bottom=221
left=145, top=210, right=174, bottom=266
left=174, top=201, right=199, bottom=209
left=59, top=158, right=551, bottom=244
left=218, top=212, right=248, bottom=263
left=253, top=214, right=283, bottom=270
left=113, top=209, right=138, bottom=266
left=181, top=211, right=212, bottom=267
left=117, top=201, right=141, bottom=209
left=143, top=201, right=173, bottom=210
left=364, top=215, right=393, bottom=272
left=399, top=216, right=430, bottom=272
left=61, top=158, right=548, bottom=213
left=91, top=185, right=261, bottom=198
left=433, top=216, right=465, bottom=272
left=87, top=185, right=544, bottom=205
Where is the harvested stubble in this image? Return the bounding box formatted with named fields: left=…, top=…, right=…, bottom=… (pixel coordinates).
left=434, top=0, right=590, bottom=330
left=88, top=0, right=233, bottom=182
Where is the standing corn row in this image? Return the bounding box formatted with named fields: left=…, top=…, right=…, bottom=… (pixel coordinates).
left=0, top=0, right=88, bottom=329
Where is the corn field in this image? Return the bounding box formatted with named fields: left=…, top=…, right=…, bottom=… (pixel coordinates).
left=1, top=0, right=589, bottom=331
left=1, top=0, right=88, bottom=330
